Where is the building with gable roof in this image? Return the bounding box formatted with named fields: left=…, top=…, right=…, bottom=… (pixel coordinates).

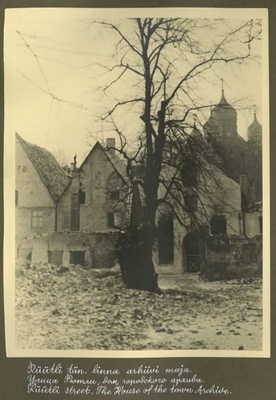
left=16, top=133, right=70, bottom=237
left=15, top=85, right=263, bottom=276
left=57, top=139, right=129, bottom=233
left=16, top=135, right=129, bottom=267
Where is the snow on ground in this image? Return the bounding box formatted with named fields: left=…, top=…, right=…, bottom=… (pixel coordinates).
left=15, top=263, right=262, bottom=351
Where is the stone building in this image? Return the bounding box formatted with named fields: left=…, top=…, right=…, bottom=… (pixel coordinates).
left=153, top=156, right=243, bottom=276
left=132, top=86, right=263, bottom=277
left=16, top=135, right=129, bottom=268
left=15, top=87, right=263, bottom=277
left=15, top=133, right=70, bottom=238
left=57, top=140, right=129, bottom=233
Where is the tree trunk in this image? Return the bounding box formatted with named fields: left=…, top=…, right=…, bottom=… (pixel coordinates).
left=118, top=225, right=160, bottom=293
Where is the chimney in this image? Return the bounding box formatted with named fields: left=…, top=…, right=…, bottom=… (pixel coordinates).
left=106, top=138, right=115, bottom=157
left=70, top=154, right=77, bottom=172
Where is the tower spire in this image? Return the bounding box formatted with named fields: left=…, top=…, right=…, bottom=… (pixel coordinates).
left=253, top=104, right=257, bottom=120
left=220, top=78, right=226, bottom=101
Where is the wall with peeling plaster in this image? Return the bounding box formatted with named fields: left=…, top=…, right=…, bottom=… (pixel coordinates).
left=16, top=232, right=119, bottom=269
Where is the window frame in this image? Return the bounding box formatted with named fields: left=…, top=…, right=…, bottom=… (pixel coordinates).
left=31, top=209, right=44, bottom=229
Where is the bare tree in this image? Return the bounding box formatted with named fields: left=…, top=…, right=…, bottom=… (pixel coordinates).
left=95, top=18, right=262, bottom=292
left=52, top=148, right=70, bottom=168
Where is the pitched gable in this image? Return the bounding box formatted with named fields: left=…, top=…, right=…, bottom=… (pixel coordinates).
left=16, top=133, right=70, bottom=201
left=80, top=141, right=128, bottom=183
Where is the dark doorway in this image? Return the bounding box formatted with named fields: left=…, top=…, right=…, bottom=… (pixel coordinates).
left=70, top=251, right=85, bottom=266
left=158, top=215, right=174, bottom=264
left=183, top=232, right=201, bottom=272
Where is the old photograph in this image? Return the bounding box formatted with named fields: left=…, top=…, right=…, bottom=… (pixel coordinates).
left=4, top=8, right=269, bottom=356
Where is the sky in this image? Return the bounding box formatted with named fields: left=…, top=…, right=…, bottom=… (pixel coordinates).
left=4, top=8, right=267, bottom=166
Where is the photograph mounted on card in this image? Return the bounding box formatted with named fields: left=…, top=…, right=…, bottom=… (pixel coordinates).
left=3, top=7, right=270, bottom=358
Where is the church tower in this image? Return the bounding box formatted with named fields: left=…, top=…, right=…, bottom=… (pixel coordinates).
left=204, top=80, right=238, bottom=138
left=247, top=108, right=262, bottom=201
left=247, top=107, right=262, bottom=145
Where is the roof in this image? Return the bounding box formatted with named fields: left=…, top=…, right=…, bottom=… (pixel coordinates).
left=247, top=112, right=262, bottom=140
left=213, top=88, right=236, bottom=113
left=16, top=133, right=71, bottom=201
left=79, top=141, right=128, bottom=183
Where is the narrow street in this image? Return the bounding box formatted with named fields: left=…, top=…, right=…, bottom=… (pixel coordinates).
left=15, top=263, right=263, bottom=351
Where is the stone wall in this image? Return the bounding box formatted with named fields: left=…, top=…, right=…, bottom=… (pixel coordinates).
left=16, top=231, right=119, bottom=269
left=201, top=235, right=262, bottom=281
left=16, top=231, right=262, bottom=281
left=245, top=210, right=262, bottom=237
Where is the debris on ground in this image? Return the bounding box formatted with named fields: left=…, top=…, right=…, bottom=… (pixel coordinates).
left=15, top=262, right=263, bottom=351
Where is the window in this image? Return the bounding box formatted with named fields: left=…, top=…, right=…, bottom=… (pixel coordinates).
left=107, top=212, right=120, bottom=228
left=107, top=172, right=123, bottom=201
left=70, top=251, right=85, bottom=266
left=185, top=194, right=198, bottom=212
left=158, top=215, right=174, bottom=264
left=109, top=190, right=119, bottom=200
left=15, top=190, right=18, bottom=206
left=211, top=215, right=227, bottom=235
left=31, top=210, right=43, bottom=228
left=107, top=212, right=115, bottom=227
left=48, top=251, right=63, bottom=266
left=79, top=190, right=86, bottom=205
